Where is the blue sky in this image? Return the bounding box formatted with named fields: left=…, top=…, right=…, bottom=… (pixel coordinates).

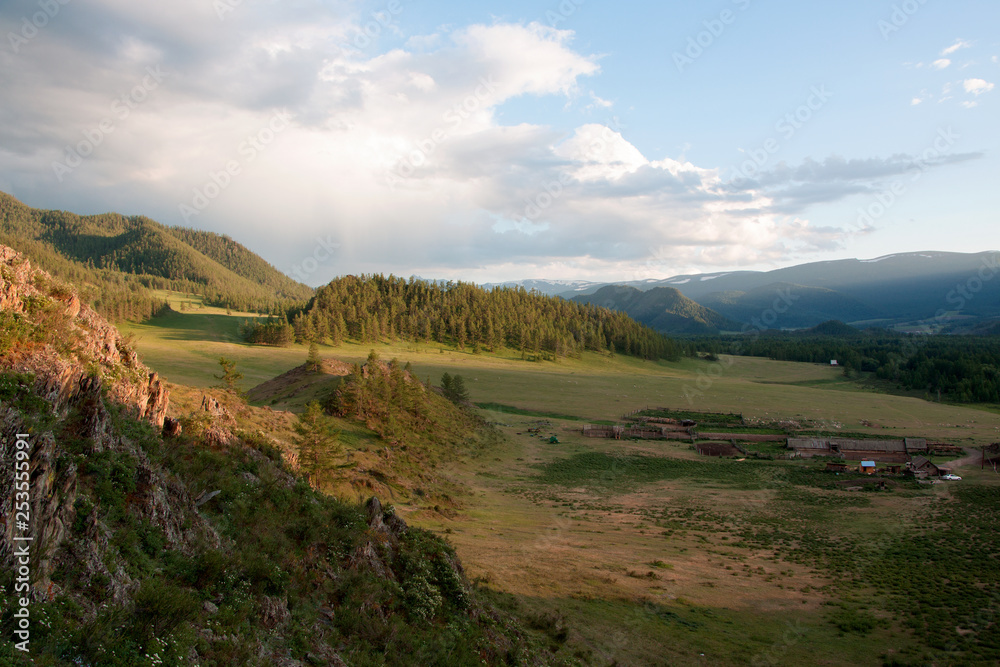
left=0, top=0, right=996, bottom=285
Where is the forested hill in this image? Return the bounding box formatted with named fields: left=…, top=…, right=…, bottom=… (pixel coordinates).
left=290, top=275, right=681, bottom=361
left=0, top=191, right=313, bottom=319
left=571, top=284, right=738, bottom=334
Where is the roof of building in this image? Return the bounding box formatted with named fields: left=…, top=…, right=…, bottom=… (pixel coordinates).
left=835, top=439, right=906, bottom=452
left=788, top=438, right=832, bottom=449
left=861, top=460, right=876, bottom=467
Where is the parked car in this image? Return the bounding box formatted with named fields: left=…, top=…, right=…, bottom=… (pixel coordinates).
left=942, top=474, right=962, bottom=481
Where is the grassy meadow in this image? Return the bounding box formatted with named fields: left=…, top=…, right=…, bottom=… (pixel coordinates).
left=120, top=294, right=1000, bottom=665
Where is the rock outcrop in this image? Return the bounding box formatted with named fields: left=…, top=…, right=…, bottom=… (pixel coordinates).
left=0, top=243, right=219, bottom=603
left=0, top=245, right=169, bottom=428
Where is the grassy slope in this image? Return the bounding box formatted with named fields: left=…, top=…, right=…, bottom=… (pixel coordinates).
left=122, top=296, right=1000, bottom=445
left=123, top=294, right=1000, bottom=666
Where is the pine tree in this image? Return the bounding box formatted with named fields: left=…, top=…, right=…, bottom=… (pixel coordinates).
left=306, top=341, right=321, bottom=372
left=214, top=357, right=243, bottom=394
left=295, top=401, right=341, bottom=480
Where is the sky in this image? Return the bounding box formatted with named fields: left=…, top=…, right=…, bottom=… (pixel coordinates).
left=0, top=0, right=997, bottom=286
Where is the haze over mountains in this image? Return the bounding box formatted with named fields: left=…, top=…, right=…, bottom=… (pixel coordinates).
left=0, top=190, right=312, bottom=316
left=3, top=189, right=998, bottom=336
left=489, top=251, right=1000, bottom=333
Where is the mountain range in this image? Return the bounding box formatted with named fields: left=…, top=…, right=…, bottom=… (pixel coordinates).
left=490, top=251, right=1000, bottom=333
left=4, top=189, right=998, bottom=335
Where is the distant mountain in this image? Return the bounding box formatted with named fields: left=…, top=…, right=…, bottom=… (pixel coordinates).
left=697, top=282, right=881, bottom=330
left=0, top=190, right=313, bottom=317
left=482, top=278, right=603, bottom=295
left=571, top=285, right=738, bottom=334
left=531, top=251, right=1000, bottom=330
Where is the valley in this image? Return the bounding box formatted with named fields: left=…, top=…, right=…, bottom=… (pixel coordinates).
left=122, top=294, right=1000, bottom=666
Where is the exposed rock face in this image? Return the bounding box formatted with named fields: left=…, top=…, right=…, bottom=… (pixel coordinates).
left=0, top=244, right=220, bottom=603
left=0, top=244, right=169, bottom=428
left=349, top=496, right=410, bottom=580
left=163, top=416, right=183, bottom=437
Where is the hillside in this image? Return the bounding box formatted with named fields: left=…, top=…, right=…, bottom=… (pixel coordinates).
left=800, top=320, right=863, bottom=337
left=698, top=282, right=881, bottom=329
left=571, top=284, right=738, bottom=334
left=288, top=274, right=682, bottom=361
left=0, top=191, right=313, bottom=319
left=0, top=244, right=555, bottom=665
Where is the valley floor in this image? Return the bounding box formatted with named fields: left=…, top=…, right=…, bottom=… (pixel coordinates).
left=122, top=302, right=1000, bottom=666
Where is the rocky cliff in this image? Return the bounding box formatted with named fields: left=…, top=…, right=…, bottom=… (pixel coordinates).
left=0, top=244, right=169, bottom=427
left=1, top=243, right=216, bottom=606
left=0, top=244, right=542, bottom=665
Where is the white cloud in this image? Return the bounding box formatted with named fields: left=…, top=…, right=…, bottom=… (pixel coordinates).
left=964, top=78, right=995, bottom=96
left=0, top=4, right=986, bottom=282
left=587, top=91, right=614, bottom=109
left=961, top=101, right=978, bottom=108
left=942, top=39, right=972, bottom=55
left=911, top=97, right=923, bottom=106
left=931, top=58, right=951, bottom=70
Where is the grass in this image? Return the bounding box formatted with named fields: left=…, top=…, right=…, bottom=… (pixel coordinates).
left=117, top=298, right=1000, bottom=665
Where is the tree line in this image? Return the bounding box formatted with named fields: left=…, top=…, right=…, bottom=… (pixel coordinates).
left=286, top=274, right=682, bottom=361
left=693, top=331, right=1000, bottom=403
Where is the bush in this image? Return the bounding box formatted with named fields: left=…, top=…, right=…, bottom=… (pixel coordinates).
left=131, top=578, right=200, bottom=638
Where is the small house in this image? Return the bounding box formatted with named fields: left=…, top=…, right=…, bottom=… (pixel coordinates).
left=908, top=456, right=941, bottom=478
left=830, top=360, right=839, bottom=366
left=859, top=461, right=876, bottom=475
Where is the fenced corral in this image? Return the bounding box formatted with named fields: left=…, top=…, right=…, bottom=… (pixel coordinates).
left=581, top=424, right=693, bottom=441
left=582, top=425, right=618, bottom=438
left=697, top=433, right=786, bottom=442
left=927, top=442, right=963, bottom=455
left=696, top=442, right=740, bottom=457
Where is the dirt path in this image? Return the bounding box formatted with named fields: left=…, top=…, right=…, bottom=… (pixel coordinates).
left=950, top=447, right=990, bottom=470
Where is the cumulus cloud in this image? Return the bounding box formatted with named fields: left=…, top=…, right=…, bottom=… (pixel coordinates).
left=964, top=78, right=995, bottom=95
left=0, top=3, right=987, bottom=283
left=931, top=58, right=951, bottom=70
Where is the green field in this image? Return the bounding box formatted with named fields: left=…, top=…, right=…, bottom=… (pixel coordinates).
left=122, top=297, right=1000, bottom=665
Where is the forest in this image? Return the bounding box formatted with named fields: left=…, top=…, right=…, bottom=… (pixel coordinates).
left=285, top=274, right=682, bottom=361
left=693, top=328, right=1000, bottom=403
left=0, top=191, right=313, bottom=321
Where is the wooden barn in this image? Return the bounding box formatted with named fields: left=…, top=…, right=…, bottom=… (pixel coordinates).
left=787, top=438, right=834, bottom=458
left=837, top=439, right=910, bottom=464
left=908, top=456, right=942, bottom=478
left=859, top=460, right=877, bottom=474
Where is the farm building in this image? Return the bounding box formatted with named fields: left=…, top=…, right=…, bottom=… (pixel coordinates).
left=908, top=456, right=942, bottom=478
left=788, top=438, right=913, bottom=463
left=787, top=438, right=834, bottom=457
left=837, top=439, right=910, bottom=464
left=860, top=461, right=877, bottom=474
left=904, top=438, right=928, bottom=453
left=825, top=462, right=850, bottom=473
